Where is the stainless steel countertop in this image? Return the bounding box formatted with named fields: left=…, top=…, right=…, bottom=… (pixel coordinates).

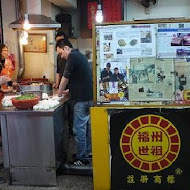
left=0, top=97, right=68, bottom=115
left=0, top=105, right=57, bottom=115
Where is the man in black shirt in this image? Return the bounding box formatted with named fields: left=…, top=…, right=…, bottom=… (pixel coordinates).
left=111, top=67, right=124, bottom=82
left=56, top=39, right=93, bottom=166
left=101, top=62, right=112, bottom=82
left=53, top=31, right=74, bottom=137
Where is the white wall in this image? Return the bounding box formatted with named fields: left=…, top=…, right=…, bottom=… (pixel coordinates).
left=42, top=0, right=52, bottom=16
left=22, top=0, right=61, bottom=82
left=23, top=31, right=55, bottom=81
left=50, top=4, right=61, bottom=21
left=126, top=0, right=190, bottom=21
left=41, top=0, right=61, bottom=20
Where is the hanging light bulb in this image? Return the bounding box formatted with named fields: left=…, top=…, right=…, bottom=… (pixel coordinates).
left=23, top=14, right=31, bottom=30
left=19, top=36, right=28, bottom=45
left=23, top=30, right=28, bottom=38
left=19, top=30, right=28, bottom=45
left=96, top=4, right=103, bottom=23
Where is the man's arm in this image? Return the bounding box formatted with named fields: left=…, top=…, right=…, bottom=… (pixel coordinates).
left=53, top=73, right=61, bottom=88
left=58, top=76, right=69, bottom=97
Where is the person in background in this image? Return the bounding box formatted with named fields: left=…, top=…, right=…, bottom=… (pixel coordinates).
left=0, top=44, right=17, bottom=153
left=0, top=75, right=12, bottom=184
left=53, top=31, right=74, bottom=136
left=53, top=31, right=68, bottom=89
left=111, top=67, right=124, bottom=82
left=0, top=44, right=16, bottom=101
left=100, top=62, right=112, bottom=83
left=56, top=39, right=93, bottom=166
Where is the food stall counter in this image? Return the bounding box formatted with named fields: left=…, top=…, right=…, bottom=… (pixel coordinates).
left=0, top=96, right=68, bottom=186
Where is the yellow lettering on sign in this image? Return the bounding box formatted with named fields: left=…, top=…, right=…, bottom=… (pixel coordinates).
left=167, top=175, right=175, bottom=184
left=153, top=175, right=162, bottom=184
left=140, top=175, right=149, bottom=183
left=126, top=175, right=135, bottom=184
left=90, top=5, right=95, bottom=11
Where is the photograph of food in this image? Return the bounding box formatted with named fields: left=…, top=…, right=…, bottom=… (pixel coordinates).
left=140, top=31, right=152, bottom=43
left=103, top=42, right=111, bottom=52
left=104, top=53, right=114, bottom=60
left=130, top=39, right=138, bottom=46
left=118, top=39, right=126, bottom=47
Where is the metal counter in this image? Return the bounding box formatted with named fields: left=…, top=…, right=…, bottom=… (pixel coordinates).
left=0, top=103, right=67, bottom=186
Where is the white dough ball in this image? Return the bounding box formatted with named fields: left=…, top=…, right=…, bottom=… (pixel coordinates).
left=38, top=105, right=43, bottom=110
left=33, top=105, right=39, bottom=110
left=43, top=105, right=50, bottom=110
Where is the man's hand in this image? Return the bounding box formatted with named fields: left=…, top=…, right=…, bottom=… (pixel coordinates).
left=57, top=89, right=69, bottom=98
left=0, top=76, right=11, bottom=85
left=12, top=82, right=18, bottom=86
left=1, top=86, right=13, bottom=93
left=63, top=89, right=69, bottom=97
left=103, top=75, right=110, bottom=80
left=53, top=83, right=59, bottom=89
left=62, top=89, right=69, bottom=101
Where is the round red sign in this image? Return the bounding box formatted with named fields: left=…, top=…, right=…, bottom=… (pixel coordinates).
left=120, top=114, right=180, bottom=173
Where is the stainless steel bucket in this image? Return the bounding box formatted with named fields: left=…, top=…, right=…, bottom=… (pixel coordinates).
left=19, top=82, right=53, bottom=95
left=41, top=83, right=53, bottom=93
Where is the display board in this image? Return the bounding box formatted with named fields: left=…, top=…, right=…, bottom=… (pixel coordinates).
left=94, top=20, right=190, bottom=105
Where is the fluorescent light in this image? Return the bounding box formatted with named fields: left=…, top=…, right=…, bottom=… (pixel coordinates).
left=96, top=4, right=103, bottom=23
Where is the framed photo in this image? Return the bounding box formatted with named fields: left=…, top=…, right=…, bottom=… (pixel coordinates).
left=24, top=33, right=47, bottom=53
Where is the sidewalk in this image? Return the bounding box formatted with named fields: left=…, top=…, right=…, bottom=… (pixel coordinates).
left=0, top=168, right=93, bottom=190
left=0, top=145, right=93, bottom=190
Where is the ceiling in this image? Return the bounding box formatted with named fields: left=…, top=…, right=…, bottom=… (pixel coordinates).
left=48, top=0, right=77, bottom=9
